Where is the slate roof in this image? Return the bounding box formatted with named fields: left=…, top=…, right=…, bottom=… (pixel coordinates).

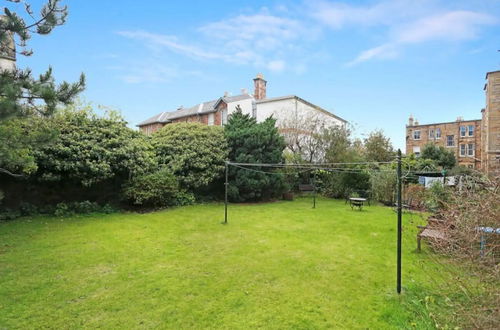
left=137, top=94, right=252, bottom=126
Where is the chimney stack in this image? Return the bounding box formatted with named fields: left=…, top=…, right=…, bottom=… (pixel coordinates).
left=253, top=73, right=267, bottom=100
left=408, top=114, right=414, bottom=126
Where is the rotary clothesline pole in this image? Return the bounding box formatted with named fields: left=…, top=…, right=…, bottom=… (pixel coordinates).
left=223, top=160, right=228, bottom=225
left=396, top=149, right=403, bottom=294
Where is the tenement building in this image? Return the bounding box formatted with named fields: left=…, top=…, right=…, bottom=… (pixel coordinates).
left=406, top=70, right=500, bottom=175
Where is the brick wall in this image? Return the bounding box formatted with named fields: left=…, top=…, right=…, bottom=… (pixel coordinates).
left=406, top=119, right=482, bottom=168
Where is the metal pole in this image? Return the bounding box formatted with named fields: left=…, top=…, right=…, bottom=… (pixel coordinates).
left=224, top=161, right=228, bottom=224
left=397, top=149, right=402, bottom=294
left=313, top=170, right=316, bottom=209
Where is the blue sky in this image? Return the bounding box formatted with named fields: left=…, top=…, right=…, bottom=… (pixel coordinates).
left=12, top=0, right=500, bottom=149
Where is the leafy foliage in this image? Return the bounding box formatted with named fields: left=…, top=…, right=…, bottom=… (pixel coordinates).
left=363, top=129, right=395, bottom=162
left=122, top=167, right=193, bottom=207
left=420, top=143, right=456, bottom=169
left=152, top=122, right=228, bottom=191
left=370, top=164, right=397, bottom=205
left=225, top=109, right=286, bottom=202
left=33, top=104, right=156, bottom=187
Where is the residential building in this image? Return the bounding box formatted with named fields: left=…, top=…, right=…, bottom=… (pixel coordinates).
left=406, top=116, right=482, bottom=168
left=406, top=70, right=500, bottom=174
left=137, top=74, right=346, bottom=134
left=482, top=70, right=500, bottom=176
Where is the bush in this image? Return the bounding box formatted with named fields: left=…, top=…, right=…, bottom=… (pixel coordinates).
left=404, top=184, right=426, bottom=210
left=19, top=202, right=39, bottom=216
left=320, top=171, right=370, bottom=199
left=152, top=122, right=228, bottom=192
left=122, top=168, right=190, bottom=208
left=370, top=165, right=397, bottom=205
left=425, top=180, right=451, bottom=212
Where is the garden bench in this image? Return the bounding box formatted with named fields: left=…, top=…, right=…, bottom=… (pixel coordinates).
left=417, top=217, right=447, bottom=251
left=298, top=184, right=315, bottom=192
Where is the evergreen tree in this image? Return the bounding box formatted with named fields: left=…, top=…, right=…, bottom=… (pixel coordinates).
left=224, top=107, right=286, bottom=202
left=0, top=0, right=85, bottom=120
left=0, top=0, right=84, bottom=178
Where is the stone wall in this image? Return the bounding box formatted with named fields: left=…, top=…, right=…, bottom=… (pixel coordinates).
left=483, top=71, right=500, bottom=175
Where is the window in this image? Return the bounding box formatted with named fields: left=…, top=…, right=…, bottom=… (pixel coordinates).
left=208, top=113, right=214, bottom=126
left=460, top=144, right=466, bottom=156
left=435, top=128, right=441, bottom=139
left=468, top=125, right=474, bottom=137
left=413, top=146, right=421, bottom=157
left=428, top=129, right=434, bottom=139
left=446, top=135, right=454, bottom=147
left=413, top=130, right=421, bottom=140
left=221, top=109, right=228, bottom=126
left=460, top=126, right=466, bottom=137
left=468, top=144, right=474, bottom=156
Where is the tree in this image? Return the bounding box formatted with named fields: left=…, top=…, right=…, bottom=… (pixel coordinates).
left=320, top=124, right=362, bottom=163
left=363, top=129, right=395, bottom=162
left=0, top=0, right=85, bottom=120
left=152, top=122, right=228, bottom=191
left=225, top=109, right=286, bottom=202
left=0, top=1, right=85, bottom=178
left=279, top=110, right=326, bottom=163
left=420, top=143, right=456, bottom=169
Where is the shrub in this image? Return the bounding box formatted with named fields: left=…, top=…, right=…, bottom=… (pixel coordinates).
left=321, top=171, right=370, bottom=199
left=152, top=122, right=228, bottom=192
left=404, top=184, right=426, bottom=210
left=425, top=180, right=451, bottom=212
left=19, top=202, right=39, bottom=216
left=370, top=165, right=397, bottom=205
left=122, top=168, right=188, bottom=207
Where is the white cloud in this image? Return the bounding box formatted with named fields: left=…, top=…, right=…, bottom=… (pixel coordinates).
left=395, top=11, right=496, bottom=43
left=346, top=43, right=399, bottom=66
left=267, top=60, right=286, bottom=72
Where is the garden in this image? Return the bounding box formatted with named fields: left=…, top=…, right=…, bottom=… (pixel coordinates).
left=0, top=197, right=486, bottom=328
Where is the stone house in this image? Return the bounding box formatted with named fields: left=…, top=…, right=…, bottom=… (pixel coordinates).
left=406, top=70, right=500, bottom=174
left=137, top=74, right=346, bottom=134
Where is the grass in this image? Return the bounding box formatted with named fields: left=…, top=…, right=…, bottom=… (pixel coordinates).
left=0, top=197, right=469, bottom=328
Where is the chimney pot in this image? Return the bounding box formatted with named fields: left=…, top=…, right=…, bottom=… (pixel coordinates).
left=241, top=88, right=247, bottom=94
left=224, top=91, right=230, bottom=97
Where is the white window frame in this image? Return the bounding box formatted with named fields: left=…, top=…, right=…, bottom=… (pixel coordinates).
left=467, top=143, right=474, bottom=156
left=413, top=130, right=421, bottom=140
left=460, top=126, right=466, bottom=137
left=446, top=135, right=454, bottom=147
left=435, top=128, right=441, bottom=139
left=413, top=146, right=421, bottom=157
left=460, top=144, right=466, bottom=157
left=208, top=113, right=214, bottom=126
left=428, top=129, right=434, bottom=139
left=221, top=109, right=228, bottom=126
left=468, top=125, right=474, bottom=137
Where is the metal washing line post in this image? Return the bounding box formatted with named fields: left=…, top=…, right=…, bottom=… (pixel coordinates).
left=222, top=153, right=404, bottom=294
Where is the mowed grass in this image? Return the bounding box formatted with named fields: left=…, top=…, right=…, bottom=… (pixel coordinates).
left=0, top=198, right=463, bottom=329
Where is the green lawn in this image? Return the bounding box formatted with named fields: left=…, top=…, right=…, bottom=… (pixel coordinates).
left=0, top=198, right=466, bottom=328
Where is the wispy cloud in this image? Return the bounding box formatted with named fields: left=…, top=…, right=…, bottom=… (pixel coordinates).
left=307, top=0, right=497, bottom=65
left=115, top=0, right=498, bottom=77
left=117, top=10, right=317, bottom=75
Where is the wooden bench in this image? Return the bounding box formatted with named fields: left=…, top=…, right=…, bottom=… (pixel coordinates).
left=417, top=217, right=447, bottom=251
left=298, top=184, right=314, bottom=192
